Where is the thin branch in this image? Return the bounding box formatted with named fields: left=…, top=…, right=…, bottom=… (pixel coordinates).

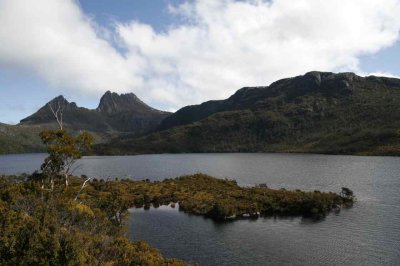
left=59, top=104, right=63, bottom=129
left=42, top=159, right=52, bottom=171
left=74, top=177, right=91, bottom=201
left=48, top=101, right=63, bottom=130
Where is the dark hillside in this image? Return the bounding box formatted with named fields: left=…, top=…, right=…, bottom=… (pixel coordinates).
left=97, top=72, right=400, bottom=155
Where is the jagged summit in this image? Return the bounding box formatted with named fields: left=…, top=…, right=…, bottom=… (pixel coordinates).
left=20, top=95, right=79, bottom=125
left=46, top=95, right=78, bottom=109
left=97, top=91, right=153, bottom=114
left=50, top=95, right=66, bottom=102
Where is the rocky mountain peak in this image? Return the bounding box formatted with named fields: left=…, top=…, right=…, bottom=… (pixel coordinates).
left=46, top=95, right=78, bottom=110
left=50, top=95, right=67, bottom=102
left=304, top=71, right=358, bottom=81
left=265, top=71, right=362, bottom=100
left=97, top=91, right=153, bottom=114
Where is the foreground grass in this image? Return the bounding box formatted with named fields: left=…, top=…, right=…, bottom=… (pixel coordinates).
left=0, top=174, right=353, bottom=265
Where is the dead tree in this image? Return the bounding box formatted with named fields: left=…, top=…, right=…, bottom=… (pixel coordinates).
left=48, top=99, right=64, bottom=130
left=74, top=176, right=92, bottom=201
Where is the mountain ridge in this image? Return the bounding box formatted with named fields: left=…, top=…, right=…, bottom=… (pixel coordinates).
left=157, top=71, right=400, bottom=131
left=96, top=71, right=400, bottom=156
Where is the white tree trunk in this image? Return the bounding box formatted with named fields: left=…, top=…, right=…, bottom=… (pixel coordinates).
left=74, top=177, right=91, bottom=201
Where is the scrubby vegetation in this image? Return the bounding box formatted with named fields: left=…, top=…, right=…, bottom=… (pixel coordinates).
left=0, top=173, right=354, bottom=264
left=0, top=175, right=186, bottom=266
left=0, top=122, right=110, bottom=155
left=88, top=174, right=353, bottom=220
left=0, top=123, right=45, bottom=154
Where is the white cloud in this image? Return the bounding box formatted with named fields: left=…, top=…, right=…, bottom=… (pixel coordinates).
left=1, top=0, right=400, bottom=111
left=118, top=0, right=400, bottom=107
left=0, top=0, right=143, bottom=95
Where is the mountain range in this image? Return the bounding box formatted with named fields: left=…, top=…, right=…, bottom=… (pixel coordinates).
left=2, top=71, right=400, bottom=155
left=0, top=91, right=169, bottom=154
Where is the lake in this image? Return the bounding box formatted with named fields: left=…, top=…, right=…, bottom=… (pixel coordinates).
left=1, top=153, right=400, bottom=265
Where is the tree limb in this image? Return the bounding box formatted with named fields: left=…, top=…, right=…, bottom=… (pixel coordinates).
left=74, top=177, right=91, bottom=201
left=48, top=101, right=64, bottom=130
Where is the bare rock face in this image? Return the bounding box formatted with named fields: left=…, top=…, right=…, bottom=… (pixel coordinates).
left=97, top=91, right=156, bottom=115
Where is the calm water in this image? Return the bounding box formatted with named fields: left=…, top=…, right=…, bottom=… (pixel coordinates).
left=1, top=153, right=400, bottom=265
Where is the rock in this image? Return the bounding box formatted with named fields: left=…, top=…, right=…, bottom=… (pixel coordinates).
left=97, top=91, right=158, bottom=114
left=305, top=71, right=322, bottom=86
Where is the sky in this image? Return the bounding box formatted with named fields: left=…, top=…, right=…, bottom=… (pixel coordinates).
left=0, top=0, right=400, bottom=124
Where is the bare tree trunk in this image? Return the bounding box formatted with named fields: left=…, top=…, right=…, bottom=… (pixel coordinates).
left=64, top=160, right=78, bottom=188
left=41, top=178, right=44, bottom=200
left=48, top=101, right=64, bottom=130
left=74, top=177, right=91, bottom=201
